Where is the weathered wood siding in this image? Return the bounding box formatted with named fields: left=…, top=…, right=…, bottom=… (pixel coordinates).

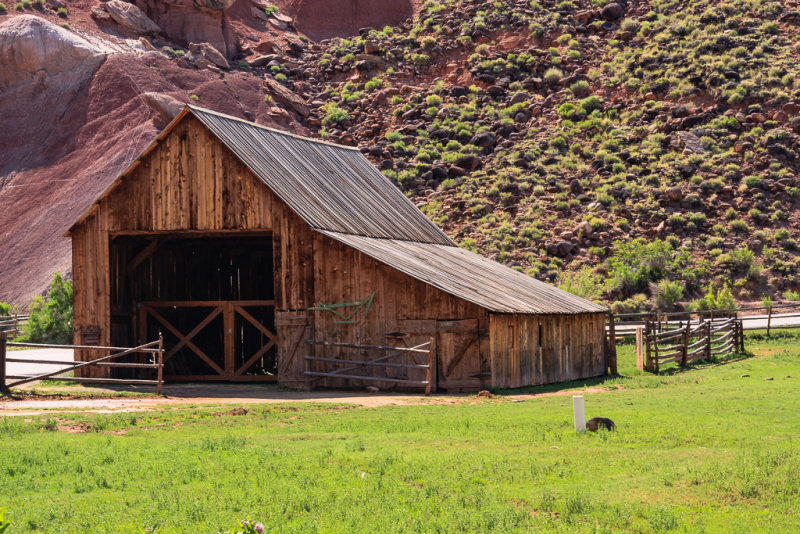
left=72, top=115, right=276, bottom=374
left=283, top=232, right=489, bottom=390
left=489, top=312, right=607, bottom=388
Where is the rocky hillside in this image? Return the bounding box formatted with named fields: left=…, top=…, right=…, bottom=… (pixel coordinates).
left=1, top=0, right=800, bottom=312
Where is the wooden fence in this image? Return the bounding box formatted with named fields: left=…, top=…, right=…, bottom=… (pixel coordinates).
left=611, top=302, right=800, bottom=336
left=0, top=313, right=29, bottom=339
left=0, top=333, right=165, bottom=395
left=303, top=337, right=435, bottom=394
left=636, top=318, right=743, bottom=372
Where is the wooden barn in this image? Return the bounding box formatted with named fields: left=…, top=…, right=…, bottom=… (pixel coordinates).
left=67, top=105, right=609, bottom=391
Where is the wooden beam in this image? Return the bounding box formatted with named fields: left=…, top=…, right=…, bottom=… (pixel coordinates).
left=145, top=307, right=225, bottom=376
left=126, top=237, right=165, bottom=274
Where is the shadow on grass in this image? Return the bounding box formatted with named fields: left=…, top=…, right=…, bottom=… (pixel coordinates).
left=490, top=350, right=757, bottom=396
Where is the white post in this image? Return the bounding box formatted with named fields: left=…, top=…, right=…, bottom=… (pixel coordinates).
left=573, top=395, right=586, bottom=432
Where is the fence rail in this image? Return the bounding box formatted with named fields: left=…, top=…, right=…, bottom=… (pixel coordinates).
left=610, top=302, right=800, bottom=337
left=636, top=318, right=743, bottom=373
left=0, top=333, right=164, bottom=395
left=303, top=337, right=435, bottom=394
left=0, top=314, right=29, bottom=339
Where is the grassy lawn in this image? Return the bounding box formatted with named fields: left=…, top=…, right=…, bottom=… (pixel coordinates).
left=1, top=335, right=799, bottom=533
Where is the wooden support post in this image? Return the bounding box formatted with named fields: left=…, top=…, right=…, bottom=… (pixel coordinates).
left=704, top=321, right=712, bottom=361
left=425, top=337, right=434, bottom=396
left=738, top=318, right=745, bottom=353
left=303, top=326, right=313, bottom=391
left=644, top=322, right=654, bottom=372
left=635, top=327, right=644, bottom=371
left=12, top=312, right=18, bottom=340
left=0, top=332, right=8, bottom=395
left=607, top=313, right=617, bottom=375
left=652, top=322, right=660, bottom=373
left=680, top=322, right=690, bottom=367
left=156, top=333, right=164, bottom=396
left=766, top=305, right=772, bottom=338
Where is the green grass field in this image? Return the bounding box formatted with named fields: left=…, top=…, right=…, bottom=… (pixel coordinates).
left=1, top=334, right=799, bottom=533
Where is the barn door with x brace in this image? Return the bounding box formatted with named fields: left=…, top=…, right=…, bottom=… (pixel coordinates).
left=140, top=300, right=277, bottom=381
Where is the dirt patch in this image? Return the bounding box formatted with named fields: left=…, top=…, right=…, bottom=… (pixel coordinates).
left=213, top=406, right=250, bottom=416
left=56, top=421, right=94, bottom=433
left=0, top=385, right=622, bottom=416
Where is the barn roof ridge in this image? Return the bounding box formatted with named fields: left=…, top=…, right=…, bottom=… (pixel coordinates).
left=185, top=105, right=362, bottom=152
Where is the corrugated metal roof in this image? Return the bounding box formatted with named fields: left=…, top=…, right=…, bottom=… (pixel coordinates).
left=319, top=231, right=608, bottom=315
left=188, top=106, right=454, bottom=245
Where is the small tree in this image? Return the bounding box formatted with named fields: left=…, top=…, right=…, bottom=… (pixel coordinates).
left=21, top=273, right=73, bottom=344
left=0, top=302, right=10, bottom=317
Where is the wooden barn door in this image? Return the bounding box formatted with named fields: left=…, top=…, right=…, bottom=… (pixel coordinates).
left=276, top=311, right=310, bottom=388
left=436, top=319, right=481, bottom=392
left=385, top=318, right=483, bottom=392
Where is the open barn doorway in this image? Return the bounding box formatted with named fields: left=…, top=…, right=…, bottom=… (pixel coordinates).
left=109, top=233, right=277, bottom=381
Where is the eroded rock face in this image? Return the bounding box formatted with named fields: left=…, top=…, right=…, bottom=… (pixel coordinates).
left=105, top=0, right=161, bottom=35
left=135, top=0, right=238, bottom=58
left=0, top=15, right=106, bottom=92
left=290, top=0, right=414, bottom=41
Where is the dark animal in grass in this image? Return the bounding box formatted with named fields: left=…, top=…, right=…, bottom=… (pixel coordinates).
left=586, top=417, right=616, bottom=432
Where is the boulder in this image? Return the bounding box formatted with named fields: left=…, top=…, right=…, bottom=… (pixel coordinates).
left=188, top=42, right=229, bottom=69
left=263, top=75, right=310, bottom=117
left=470, top=131, right=497, bottom=149
left=134, top=0, right=238, bottom=58
left=0, top=16, right=106, bottom=92
left=142, top=92, right=184, bottom=124
left=105, top=0, right=161, bottom=36
left=601, top=2, right=625, bottom=20
left=790, top=117, right=800, bottom=135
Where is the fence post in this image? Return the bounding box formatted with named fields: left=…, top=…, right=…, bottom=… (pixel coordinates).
left=303, top=326, right=313, bottom=391
left=157, top=332, right=164, bottom=396
left=12, top=312, right=18, bottom=340
left=0, top=332, right=8, bottom=395
left=766, top=305, right=772, bottom=337
left=704, top=321, right=712, bottom=361
left=680, top=322, right=689, bottom=366
left=425, top=337, right=434, bottom=396
left=635, top=327, right=644, bottom=371
left=644, top=322, right=654, bottom=372
left=607, top=313, right=617, bottom=375
left=738, top=319, right=745, bottom=353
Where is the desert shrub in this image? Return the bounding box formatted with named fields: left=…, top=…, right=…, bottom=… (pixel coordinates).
left=364, top=77, right=383, bottom=91
left=0, top=3, right=6, bottom=12
left=557, top=267, right=603, bottom=301
left=322, top=102, right=350, bottom=124
left=20, top=273, right=73, bottom=344
left=784, top=290, right=800, bottom=302
left=605, top=238, right=674, bottom=295
left=411, top=53, right=429, bottom=65
left=579, top=95, right=603, bottom=115
left=0, top=302, right=10, bottom=316
left=569, top=80, right=590, bottom=96
left=696, top=282, right=735, bottom=311
left=653, top=280, right=684, bottom=310
left=543, top=67, right=564, bottom=85
left=610, top=293, right=648, bottom=314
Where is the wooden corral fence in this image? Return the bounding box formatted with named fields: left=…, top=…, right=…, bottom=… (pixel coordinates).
left=0, top=333, right=164, bottom=395
left=635, top=317, right=743, bottom=372
left=303, top=336, right=435, bottom=394
left=612, top=302, right=800, bottom=336
left=0, top=313, right=29, bottom=340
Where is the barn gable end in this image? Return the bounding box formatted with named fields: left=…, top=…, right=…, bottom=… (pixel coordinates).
left=68, top=106, right=609, bottom=390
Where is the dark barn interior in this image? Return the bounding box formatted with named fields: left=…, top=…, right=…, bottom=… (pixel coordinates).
left=109, top=234, right=276, bottom=380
